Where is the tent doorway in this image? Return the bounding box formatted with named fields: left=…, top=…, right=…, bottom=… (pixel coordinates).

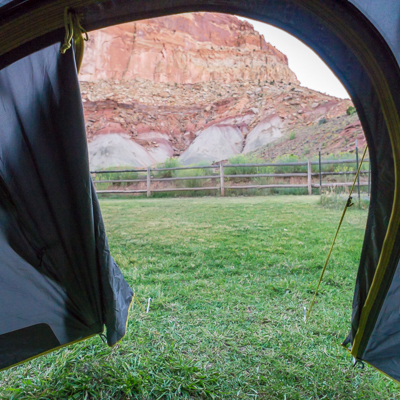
left=1, top=0, right=400, bottom=383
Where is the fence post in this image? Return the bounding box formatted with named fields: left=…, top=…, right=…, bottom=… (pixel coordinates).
left=318, top=143, right=322, bottom=194
left=147, top=167, right=151, bottom=198
left=220, top=163, right=225, bottom=197
left=307, top=159, right=312, bottom=195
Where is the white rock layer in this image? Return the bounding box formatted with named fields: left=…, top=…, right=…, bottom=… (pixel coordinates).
left=242, top=114, right=283, bottom=153
left=179, top=124, right=243, bottom=165
left=89, top=134, right=158, bottom=169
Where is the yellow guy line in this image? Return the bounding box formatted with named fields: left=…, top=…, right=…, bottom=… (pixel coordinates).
left=306, top=146, right=368, bottom=321
left=133, top=294, right=146, bottom=313
left=300, top=0, right=400, bottom=360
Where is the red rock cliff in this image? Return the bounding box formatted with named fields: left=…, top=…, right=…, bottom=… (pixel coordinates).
left=80, top=13, right=299, bottom=84
left=80, top=13, right=360, bottom=170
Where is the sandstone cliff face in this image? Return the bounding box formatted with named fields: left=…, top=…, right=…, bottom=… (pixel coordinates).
left=80, top=13, right=359, bottom=170
left=80, top=13, right=299, bottom=85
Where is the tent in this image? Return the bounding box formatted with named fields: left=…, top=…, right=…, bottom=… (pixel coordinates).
left=0, top=0, right=400, bottom=383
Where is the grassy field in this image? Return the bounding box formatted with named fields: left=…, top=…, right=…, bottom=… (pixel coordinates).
left=0, top=196, right=397, bottom=399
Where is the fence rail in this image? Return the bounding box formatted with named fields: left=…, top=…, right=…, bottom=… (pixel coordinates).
left=91, top=156, right=371, bottom=197
left=90, top=158, right=369, bottom=175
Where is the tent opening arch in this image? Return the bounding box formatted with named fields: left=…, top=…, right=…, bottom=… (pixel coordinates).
left=1, top=0, right=400, bottom=381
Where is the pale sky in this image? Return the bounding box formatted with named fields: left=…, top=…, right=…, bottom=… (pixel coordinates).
left=238, top=17, right=350, bottom=99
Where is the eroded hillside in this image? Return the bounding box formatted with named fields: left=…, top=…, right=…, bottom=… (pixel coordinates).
left=80, top=12, right=362, bottom=170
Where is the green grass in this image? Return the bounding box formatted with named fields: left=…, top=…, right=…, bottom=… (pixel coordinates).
left=0, top=196, right=397, bottom=399
left=320, top=192, right=370, bottom=210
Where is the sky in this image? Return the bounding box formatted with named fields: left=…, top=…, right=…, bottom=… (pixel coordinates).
left=238, top=17, right=350, bottom=99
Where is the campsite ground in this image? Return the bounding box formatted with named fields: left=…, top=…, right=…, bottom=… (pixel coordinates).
left=0, top=196, right=396, bottom=399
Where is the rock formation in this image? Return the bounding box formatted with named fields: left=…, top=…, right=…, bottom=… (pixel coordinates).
left=80, top=12, right=359, bottom=170
left=180, top=124, right=243, bottom=165
left=80, top=13, right=298, bottom=84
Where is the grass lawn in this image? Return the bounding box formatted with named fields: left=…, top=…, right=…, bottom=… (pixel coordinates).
left=0, top=196, right=397, bottom=399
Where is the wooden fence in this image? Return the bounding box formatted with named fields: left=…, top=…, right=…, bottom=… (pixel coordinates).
left=91, top=157, right=371, bottom=197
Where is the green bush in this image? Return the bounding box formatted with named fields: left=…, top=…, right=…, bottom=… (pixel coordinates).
left=334, top=165, right=351, bottom=173
left=176, top=162, right=215, bottom=188
left=346, top=106, right=356, bottom=116
left=92, top=166, right=141, bottom=190
left=316, top=151, right=368, bottom=174
left=163, top=157, right=181, bottom=168
left=289, top=131, right=296, bottom=140
left=318, top=117, right=328, bottom=125
left=225, top=154, right=272, bottom=176
left=154, top=157, right=181, bottom=178
left=273, top=154, right=306, bottom=174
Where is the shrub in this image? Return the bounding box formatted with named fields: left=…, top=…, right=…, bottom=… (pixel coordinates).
left=176, top=162, right=213, bottom=188
left=92, top=166, right=140, bottom=190
left=273, top=154, right=306, bottom=174
left=289, top=131, right=296, bottom=140
left=225, top=154, right=272, bottom=176
left=318, top=117, right=328, bottom=125
left=346, top=106, right=356, bottom=116
left=319, top=151, right=368, bottom=173
left=334, top=165, right=351, bottom=173
left=154, top=157, right=181, bottom=178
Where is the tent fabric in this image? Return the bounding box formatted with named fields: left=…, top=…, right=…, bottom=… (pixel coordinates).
left=0, top=38, right=133, bottom=370
left=362, top=255, right=400, bottom=381
left=349, top=0, right=400, bottom=65
left=0, top=0, right=400, bottom=382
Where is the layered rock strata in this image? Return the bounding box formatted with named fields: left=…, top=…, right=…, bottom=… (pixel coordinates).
left=80, top=12, right=357, bottom=170
left=80, top=13, right=298, bottom=84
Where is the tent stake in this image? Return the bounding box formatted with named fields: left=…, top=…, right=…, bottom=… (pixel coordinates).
left=146, top=297, right=152, bottom=313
